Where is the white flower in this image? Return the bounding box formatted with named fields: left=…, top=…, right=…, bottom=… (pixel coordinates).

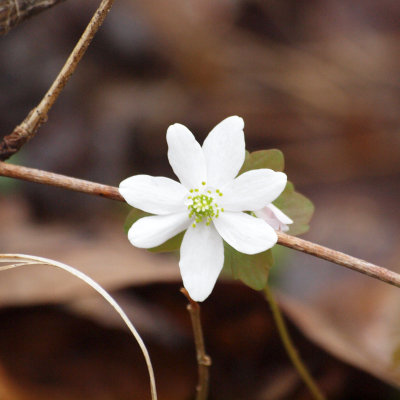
left=255, top=204, right=293, bottom=232
left=119, top=116, right=287, bottom=302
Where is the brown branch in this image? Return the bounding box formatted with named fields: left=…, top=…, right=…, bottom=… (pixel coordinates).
left=0, top=0, right=66, bottom=35
left=1, top=160, right=400, bottom=289
left=0, top=161, right=123, bottom=201
left=181, top=288, right=211, bottom=400
left=0, top=0, right=115, bottom=161
left=276, top=231, right=400, bottom=287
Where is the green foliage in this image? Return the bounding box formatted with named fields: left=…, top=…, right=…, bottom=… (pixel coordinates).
left=223, top=242, right=273, bottom=290
left=239, top=149, right=284, bottom=174
left=273, top=182, right=314, bottom=235
left=239, top=149, right=314, bottom=236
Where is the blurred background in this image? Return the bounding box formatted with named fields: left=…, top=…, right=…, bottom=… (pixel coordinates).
left=1, top=0, right=400, bottom=398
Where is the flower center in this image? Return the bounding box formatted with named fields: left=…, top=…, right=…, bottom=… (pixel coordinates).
left=187, top=182, right=224, bottom=227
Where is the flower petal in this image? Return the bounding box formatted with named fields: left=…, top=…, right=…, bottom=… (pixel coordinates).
left=128, top=212, right=190, bottom=248
left=167, top=123, right=207, bottom=189
left=255, top=204, right=293, bottom=232
left=268, top=204, right=293, bottom=224
left=202, top=116, right=245, bottom=187
left=119, top=175, right=188, bottom=215
left=179, top=223, right=224, bottom=302
left=220, top=169, right=287, bottom=212
left=214, top=211, right=277, bottom=254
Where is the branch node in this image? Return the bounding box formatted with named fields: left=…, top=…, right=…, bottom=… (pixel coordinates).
left=0, top=124, right=30, bottom=161
left=199, top=355, right=212, bottom=367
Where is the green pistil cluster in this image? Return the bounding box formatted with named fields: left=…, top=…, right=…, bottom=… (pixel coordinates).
left=187, top=182, right=224, bottom=227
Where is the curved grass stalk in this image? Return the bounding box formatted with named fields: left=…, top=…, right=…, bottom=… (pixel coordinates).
left=0, top=253, right=157, bottom=400
left=264, top=285, right=325, bottom=400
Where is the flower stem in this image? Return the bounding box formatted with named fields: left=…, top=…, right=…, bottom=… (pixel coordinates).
left=264, top=285, right=325, bottom=400
left=181, top=288, right=212, bottom=400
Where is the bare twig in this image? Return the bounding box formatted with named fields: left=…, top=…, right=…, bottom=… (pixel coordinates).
left=0, top=0, right=66, bottom=35
left=0, top=0, right=115, bottom=160
left=0, top=161, right=122, bottom=200
left=181, top=288, right=211, bottom=400
left=276, top=231, right=400, bottom=287
left=1, top=160, right=400, bottom=289
left=264, top=286, right=325, bottom=400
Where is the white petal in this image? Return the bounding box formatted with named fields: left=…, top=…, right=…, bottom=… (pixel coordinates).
left=220, top=169, right=287, bottom=212
left=179, top=223, right=224, bottom=302
left=267, top=204, right=293, bottom=224
left=167, top=123, right=207, bottom=189
left=255, top=204, right=293, bottom=232
left=214, top=211, right=277, bottom=254
left=202, top=116, right=245, bottom=187
left=119, top=175, right=188, bottom=215
left=128, top=212, right=190, bottom=248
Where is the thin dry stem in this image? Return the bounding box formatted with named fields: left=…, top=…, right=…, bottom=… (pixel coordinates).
left=1, top=160, right=400, bottom=290
left=0, top=0, right=115, bottom=160
left=181, top=288, right=211, bottom=400
left=0, top=254, right=158, bottom=400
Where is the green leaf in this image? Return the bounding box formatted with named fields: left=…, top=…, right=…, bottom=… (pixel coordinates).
left=223, top=242, right=273, bottom=290
left=124, top=208, right=183, bottom=253
left=273, top=181, right=315, bottom=235
left=239, top=149, right=313, bottom=236
left=239, top=149, right=284, bottom=174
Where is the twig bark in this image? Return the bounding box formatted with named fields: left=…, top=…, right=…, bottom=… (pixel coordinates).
left=0, top=0, right=66, bottom=35
left=0, top=161, right=122, bottom=200
left=1, top=160, right=400, bottom=290
left=181, top=288, right=211, bottom=400
left=264, top=286, right=325, bottom=400
left=276, top=231, right=400, bottom=287
left=0, top=0, right=115, bottom=161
